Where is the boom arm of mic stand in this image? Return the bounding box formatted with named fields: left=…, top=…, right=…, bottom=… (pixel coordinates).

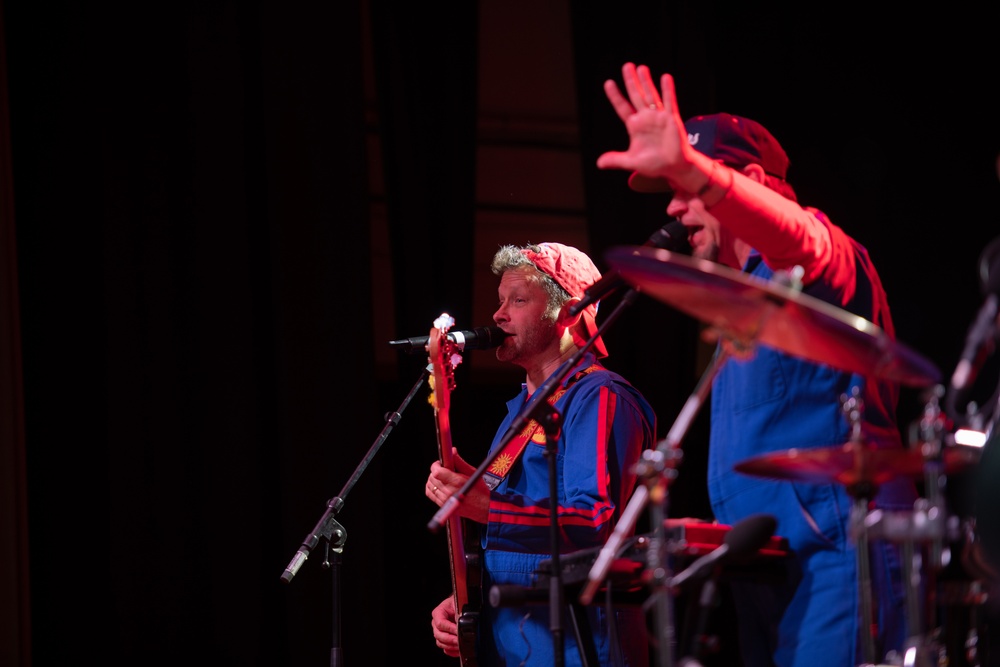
left=283, top=364, right=432, bottom=583
left=569, top=219, right=687, bottom=317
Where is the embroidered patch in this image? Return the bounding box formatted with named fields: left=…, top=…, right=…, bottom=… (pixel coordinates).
left=490, top=452, right=514, bottom=477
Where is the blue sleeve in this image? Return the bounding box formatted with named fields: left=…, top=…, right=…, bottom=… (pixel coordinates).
left=484, top=372, right=655, bottom=554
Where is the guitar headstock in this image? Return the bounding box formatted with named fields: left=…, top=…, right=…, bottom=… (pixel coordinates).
left=428, top=313, right=462, bottom=410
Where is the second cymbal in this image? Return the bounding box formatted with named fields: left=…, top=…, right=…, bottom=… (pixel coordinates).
left=733, top=441, right=981, bottom=487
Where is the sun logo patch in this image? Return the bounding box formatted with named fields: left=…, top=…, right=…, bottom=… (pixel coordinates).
left=490, top=452, right=514, bottom=477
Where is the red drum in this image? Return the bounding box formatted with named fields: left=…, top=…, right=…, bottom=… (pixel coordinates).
left=664, top=518, right=790, bottom=558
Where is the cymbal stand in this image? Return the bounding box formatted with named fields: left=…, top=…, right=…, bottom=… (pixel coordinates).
left=581, top=343, right=733, bottom=667
left=904, top=387, right=950, bottom=667
left=911, top=386, right=952, bottom=665
left=864, top=501, right=945, bottom=667
left=861, top=387, right=953, bottom=667
left=843, top=388, right=938, bottom=667
left=916, top=386, right=950, bottom=632
left=841, top=387, right=880, bottom=665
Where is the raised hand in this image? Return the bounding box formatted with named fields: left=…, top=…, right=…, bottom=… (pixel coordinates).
left=597, top=63, right=700, bottom=191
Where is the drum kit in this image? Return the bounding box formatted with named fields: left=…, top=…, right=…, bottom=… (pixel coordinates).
left=598, top=246, right=998, bottom=667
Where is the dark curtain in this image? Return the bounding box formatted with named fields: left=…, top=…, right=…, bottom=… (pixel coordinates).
left=367, top=6, right=481, bottom=660
left=569, top=2, right=722, bottom=521
left=0, top=1, right=31, bottom=665
left=2, top=1, right=389, bottom=665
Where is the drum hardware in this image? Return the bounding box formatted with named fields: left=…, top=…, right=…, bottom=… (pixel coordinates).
left=580, top=341, right=729, bottom=667
left=516, top=521, right=791, bottom=666
left=844, top=390, right=882, bottom=666
left=590, top=247, right=945, bottom=666
left=861, top=391, right=993, bottom=667
left=533, top=521, right=790, bottom=591
left=863, top=501, right=958, bottom=545
left=734, top=388, right=972, bottom=667
left=733, top=389, right=910, bottom=664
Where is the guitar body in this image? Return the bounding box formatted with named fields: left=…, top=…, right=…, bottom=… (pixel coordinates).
left=428, top=314, right=481, bottom=666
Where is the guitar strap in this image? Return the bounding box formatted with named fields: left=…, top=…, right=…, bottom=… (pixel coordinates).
left=482, top=364, right=600, bottom=491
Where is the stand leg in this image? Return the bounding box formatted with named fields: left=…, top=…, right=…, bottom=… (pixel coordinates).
left=330, top=549, right=343, bottom=667
left=855, top=496, right=878, bottom=665
left=568, top=601, right=600, bottom=667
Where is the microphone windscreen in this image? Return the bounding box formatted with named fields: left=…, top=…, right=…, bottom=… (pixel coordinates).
left=464, top=326, right=509, bottom=349
left=723, top=513, right=777, bottom=558
left=489, top=584, right=548, bottom=607
left=649, top=219, right=691, bottom=255
left=979, top=236, right=1000, bottom=295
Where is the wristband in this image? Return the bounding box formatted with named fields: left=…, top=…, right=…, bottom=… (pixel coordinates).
left=696, top=161, right=718, bottom=197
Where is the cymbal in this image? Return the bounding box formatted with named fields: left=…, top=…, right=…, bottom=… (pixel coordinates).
left=733, top=442, right=981, bottom=487
left=605, top=246, right=941, bottom=387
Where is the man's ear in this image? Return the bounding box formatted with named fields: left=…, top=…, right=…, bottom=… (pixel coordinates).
left=742, top=163, right=767, bottom=185
left=558, top=298, right=585, bottom=328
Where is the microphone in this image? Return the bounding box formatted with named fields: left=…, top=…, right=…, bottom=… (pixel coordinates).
left=669, top=514, right=777, bottom=589
left=950, top=294, right=1000, bottom=391
left=489, top=584, right=549, bottom=607
left=951, top=238, right=1000, bottom=391
left=644, top=218, right=691, bottom=253
left=389, top=326, right=510, bottom=353
left=568, top=219, right=689, bottom=316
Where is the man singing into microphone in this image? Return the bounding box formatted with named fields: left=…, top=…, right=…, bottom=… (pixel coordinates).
left=424, top=242, right=657, bottom=666
left=598, top=63, right=917, bottom=666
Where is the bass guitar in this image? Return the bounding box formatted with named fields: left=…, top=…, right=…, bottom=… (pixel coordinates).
left=427, top=313, right=481, bottom=665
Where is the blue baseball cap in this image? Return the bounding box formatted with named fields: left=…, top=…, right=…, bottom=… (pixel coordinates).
left=628, top=112, right=790, bottom=193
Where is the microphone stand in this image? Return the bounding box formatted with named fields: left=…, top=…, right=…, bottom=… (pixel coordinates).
left=676, top=572, right=720, bottom=667
left=281, top=364, right=433, bottom=667
left=569, top=219, right=688, bottom=318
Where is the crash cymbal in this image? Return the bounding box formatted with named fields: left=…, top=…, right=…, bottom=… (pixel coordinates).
left=605, top=246, right=941, bottom=387
left=733, top=442, right=981, bottom=487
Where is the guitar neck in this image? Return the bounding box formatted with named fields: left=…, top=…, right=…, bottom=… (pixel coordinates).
left=427, top=317, right=480, bottom=665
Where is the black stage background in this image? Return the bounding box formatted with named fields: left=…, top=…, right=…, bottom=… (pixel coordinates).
left=2, top=2, right=999, bottom=666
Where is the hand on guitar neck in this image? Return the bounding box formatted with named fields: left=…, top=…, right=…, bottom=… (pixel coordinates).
left=430, top=596, right=462, bottom=658
left=425, top=450, right=489, bottom=522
